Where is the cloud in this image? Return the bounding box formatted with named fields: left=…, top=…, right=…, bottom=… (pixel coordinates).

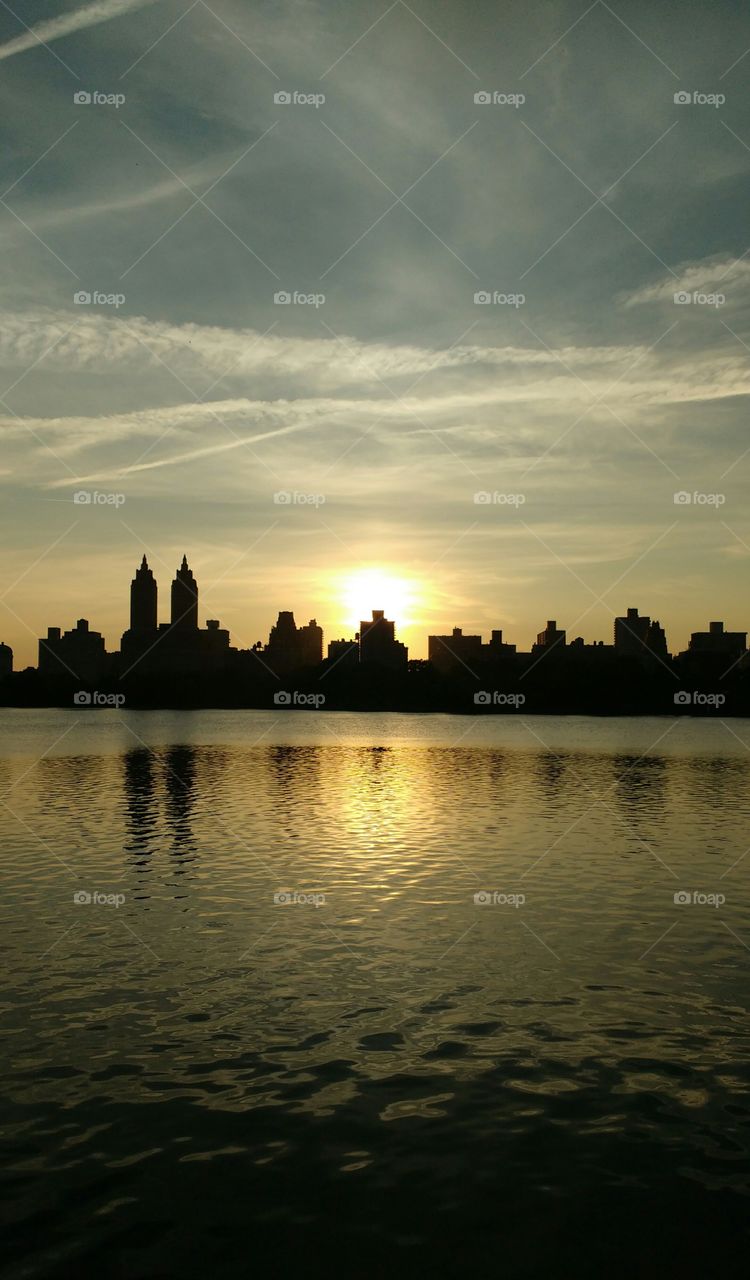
left=1, top=309, right=749, bottom=421
left=0, top=308, right=636, bottom=387
left=623, top=257, right=750, bottom=307
left=0, top=0, right=160, bottom=62
left=15, top=158, right=237, bottom=233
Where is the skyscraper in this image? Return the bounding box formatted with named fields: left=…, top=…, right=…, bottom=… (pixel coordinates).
left=38, top=619, right=107, bottom=682
left=265, top=612, right=324, bottom=673
left=614, top=607, right=650, bottom=655
left=130, top=555, right=157, bottom=632
left=534, top=620, right=566, bottom=650
left=359, top=610, right=408, bottom=670
left=171, top=556, right=198, bottom=630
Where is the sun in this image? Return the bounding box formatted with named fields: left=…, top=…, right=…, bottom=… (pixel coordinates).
left=339, top=567, right=417, bottom=633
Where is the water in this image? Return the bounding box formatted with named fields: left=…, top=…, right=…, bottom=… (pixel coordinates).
left=2, top=709, right=750, bottom=1277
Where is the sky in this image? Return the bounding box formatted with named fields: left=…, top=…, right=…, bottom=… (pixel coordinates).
left=0, top=0, right=749, bottom=665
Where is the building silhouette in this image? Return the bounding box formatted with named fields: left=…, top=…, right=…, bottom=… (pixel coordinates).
left=171, top=556, right=198, bottom=631
left=428, top=627, right=516, bottom=674
left=24, top=554, right=750, bottom=711
left=686, top=620, right=747, bottom=658
left=487, top=629, right=516, bottom=660
left=645, top=620, right=668, bottom=658
left=429, top=627, right=482, bottom=673
left=39, top=618, right=108, bottom=682
left=359, top=610, right=408, bottom=670
left=120, top=556, right=230, bottom=675
left=0, top=642, right=12, bottom=679
left=130, top=555, right=157, bottom=633
left=614, top=606, right=649, bottom=654
left=614, top=607, right=668, bottom=662
left=534, top=620, right=566, bottom=651
left=265, top=612, right=323, bottom=674
left=327, top=637, right=359, bottom=668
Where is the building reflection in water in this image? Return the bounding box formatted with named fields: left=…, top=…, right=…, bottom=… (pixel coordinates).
left=123, top=748, right=158, bottom=867
left=164, top=745, right=198, bottom=865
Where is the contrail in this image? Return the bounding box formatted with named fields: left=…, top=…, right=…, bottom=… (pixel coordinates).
left=0, top=0, right=161, bottom=61
left=46, top=420, right=316, bottom=488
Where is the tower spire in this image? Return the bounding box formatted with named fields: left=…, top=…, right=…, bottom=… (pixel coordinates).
left=171, top=556, right=198, bottom=630
left=130, top=554, right=157, bottom=632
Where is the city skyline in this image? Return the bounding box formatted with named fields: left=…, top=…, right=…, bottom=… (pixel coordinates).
left=3, top=4, right=750, bottom=1274
left=1, top=0, right=749, bottom=670
left=1, top=550, right=746, bottom=678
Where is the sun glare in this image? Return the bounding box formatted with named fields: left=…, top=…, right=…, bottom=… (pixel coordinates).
left=340, top=568, right=417, bottom=633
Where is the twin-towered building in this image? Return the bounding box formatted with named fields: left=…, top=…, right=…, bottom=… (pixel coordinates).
left=119, top=558, right=408, bottom=676
left=29, top=558, right=748, bottom=686
left=120, top=555, right=231, bottom=675
left=37, top=555, right=227, bottom=681
left=36, top=556, right=406, bottom=682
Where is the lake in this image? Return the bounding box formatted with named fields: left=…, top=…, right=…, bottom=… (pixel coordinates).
left=2, top=709, right=750, bottom=1277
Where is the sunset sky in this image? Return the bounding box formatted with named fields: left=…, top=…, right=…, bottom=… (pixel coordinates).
left=1, top=0, right=749, bottom=665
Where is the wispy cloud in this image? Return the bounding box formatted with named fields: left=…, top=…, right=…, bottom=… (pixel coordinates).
left=0, top=0, right=160, bottom=62
left=1, top=310, right=748, bottom=408
left=623, top=257, right=750, bottom=307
